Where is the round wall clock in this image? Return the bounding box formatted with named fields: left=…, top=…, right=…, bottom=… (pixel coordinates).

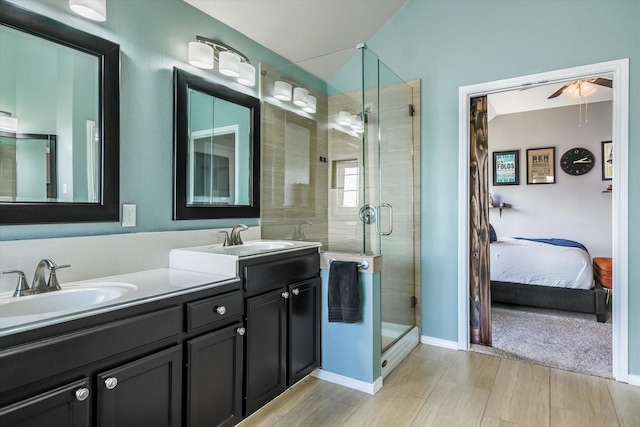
left=560, top=147, right=595, bottom=175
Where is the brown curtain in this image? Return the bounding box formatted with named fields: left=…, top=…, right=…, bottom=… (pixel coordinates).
left=469, top=96, right=491, bottom=345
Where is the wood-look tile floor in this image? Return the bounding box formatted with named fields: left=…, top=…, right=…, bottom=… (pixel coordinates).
left=238, top=344, right=640, bottom=427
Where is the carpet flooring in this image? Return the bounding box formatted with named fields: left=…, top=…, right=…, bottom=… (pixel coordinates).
left=471, top=303, right=612, bottom=378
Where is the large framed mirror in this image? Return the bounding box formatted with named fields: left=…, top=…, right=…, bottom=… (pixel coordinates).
left=173, top=68, right=260, bottom=220
left=0, top=1, right=119, bottom=224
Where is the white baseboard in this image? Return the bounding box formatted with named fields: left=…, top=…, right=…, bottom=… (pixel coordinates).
left=311, top=369, right=383, bottom=395
left=628, top=374, right=640, bottom=387
left=421, top=335, right=459, bottom=350
left=382, top=326, right=419, bottom=379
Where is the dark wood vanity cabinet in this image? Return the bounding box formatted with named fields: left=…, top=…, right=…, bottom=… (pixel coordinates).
left=287, top=278, right=321, bottom=386
left=97, top=345, right=183, bottom=427
left=0, top=281, right=243, bottom=427
left=187, top=322, right=244, bottom=427
left=0, top=378, right=90, bottom=427
left=242, top=250, right=321, bottom=416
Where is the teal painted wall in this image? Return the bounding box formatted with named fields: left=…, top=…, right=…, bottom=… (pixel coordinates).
left=366, top=0, right=640, bottom=375
left=1, top=0, right=321, bottom=240
left=320, top=268, right=382, bottom=383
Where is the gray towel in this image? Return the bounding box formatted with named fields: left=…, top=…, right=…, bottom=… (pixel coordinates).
left=328, top=261, right=360, bottom=323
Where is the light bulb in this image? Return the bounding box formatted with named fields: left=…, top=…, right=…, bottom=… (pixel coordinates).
left=337, top=111, right=352, bottom=126
left=218, top=51, right=241, bottom=77
left=188, top=42, right=214, bottom=69
left=274, top=81, right=292, bottom=101
left=69, top=0, right=106, bottom=21
left=237, top=62, right=256, bottom=86
left=303, top=95, right=317, bottom=113
left=293, top=87, right=309, bottom=107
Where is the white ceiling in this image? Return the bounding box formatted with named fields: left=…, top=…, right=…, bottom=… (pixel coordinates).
left=488, top=78, right=613, bottom=119
left=183, top=0, right=407, bottom=80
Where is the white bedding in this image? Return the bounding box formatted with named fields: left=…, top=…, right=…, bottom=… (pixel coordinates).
left=490, top=238, right=594, bottom=290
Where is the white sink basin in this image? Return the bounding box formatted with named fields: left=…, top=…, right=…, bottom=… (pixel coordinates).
left=0, top=282, right=137, bottom=317
left=170, top=239, right=321, bottom=276
left=208, top=240, right=295, bottom=253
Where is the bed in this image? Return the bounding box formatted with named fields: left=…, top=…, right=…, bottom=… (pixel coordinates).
left=490, top=236, right=607, bottom=322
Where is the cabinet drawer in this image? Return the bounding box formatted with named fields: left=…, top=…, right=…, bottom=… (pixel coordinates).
left=0, top=307, right=181, bottom=396
left=187, top=290, right=243, bottom=332
left=244, top=253, right=319, bottom=294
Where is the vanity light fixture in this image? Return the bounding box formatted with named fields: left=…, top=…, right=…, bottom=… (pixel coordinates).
left=273, top=81, right=293, bottom=101
left=218, top=51, right=241, bottom=77
left=0, top=111, right=18, bottom=132
left=293, top=87, right=309, bottom=107
left=303, top=95, right=317, bottom=114
left=188, top=36, right=256, bottom=87
left=350, top=114, right=364, bottom=133
left=188, top=41, right=214, bottom=69
left=69, top=0, right=106, bottom=22
left=337, top=111, right=352, bottom=126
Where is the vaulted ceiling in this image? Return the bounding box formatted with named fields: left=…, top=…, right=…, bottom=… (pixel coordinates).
left=183, top=0, right=407, bottom=80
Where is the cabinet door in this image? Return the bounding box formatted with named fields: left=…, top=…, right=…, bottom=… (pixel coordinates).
left=97, top=345, right=182, bottom=427
left=245, top=288, right=287, bottom=416
left=288, top=278, right=321, bottom=385
left=0, top=379, right=90, bottom=427
left=187, top=323, right=244, bottom=427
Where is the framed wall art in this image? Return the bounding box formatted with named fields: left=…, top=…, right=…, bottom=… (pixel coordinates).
left=526, top=147, right=555, bottom=184
left=602, top=140, right=613, bottom=180
left=492, top=150, right=519, bottom=185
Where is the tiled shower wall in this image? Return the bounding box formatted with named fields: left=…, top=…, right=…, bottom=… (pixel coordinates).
left=259, top=62, right=421, bottom=331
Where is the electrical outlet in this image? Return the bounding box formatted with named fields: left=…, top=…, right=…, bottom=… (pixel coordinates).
left=122, top=204, right=136, bottom=227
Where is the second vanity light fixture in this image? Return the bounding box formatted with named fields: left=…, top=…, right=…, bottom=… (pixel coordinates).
left=188, top=36, right=256, bottom=87
left=69, top=0, right=107, bottom=22
left=273, top=80, right=316, bottom=114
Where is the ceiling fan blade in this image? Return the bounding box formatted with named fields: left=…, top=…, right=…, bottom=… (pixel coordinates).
left=548, top=83, right=570, bottom=99
left=591, top=77, right=613, bottom=88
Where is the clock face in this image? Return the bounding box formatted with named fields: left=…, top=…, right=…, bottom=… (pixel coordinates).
left=560, top=147, right=595, bottom=176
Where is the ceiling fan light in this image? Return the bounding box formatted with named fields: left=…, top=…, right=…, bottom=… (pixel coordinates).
left=293, top=87, right=309, bottom=107
left=563, top=83, right=580, bottom=99
left=580, top=82, right=597, bottom=97
left=237, top=62, right=256, bottom=86
left=273, top=81, right=292, bottom=101
left=219, top=51, right=241, bottom=77
left=188, top=41, right=214, bottom=69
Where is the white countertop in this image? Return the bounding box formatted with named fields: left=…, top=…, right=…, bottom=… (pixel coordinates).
left=0, top=268, right=237, bottom=337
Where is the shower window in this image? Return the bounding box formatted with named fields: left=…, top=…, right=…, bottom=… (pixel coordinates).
left=333, top=159, right=359, bottom=207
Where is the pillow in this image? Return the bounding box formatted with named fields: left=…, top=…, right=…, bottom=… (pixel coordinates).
left=489, top=224, right=497, bottom=243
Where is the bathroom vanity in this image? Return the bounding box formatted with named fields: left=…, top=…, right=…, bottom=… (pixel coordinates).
left=0, top=241, right=321, bottom=427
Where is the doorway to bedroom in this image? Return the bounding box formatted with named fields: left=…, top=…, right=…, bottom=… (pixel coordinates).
left=479, top=81, right=613, bottom=378
left=458, top=59, right=629, bottom=382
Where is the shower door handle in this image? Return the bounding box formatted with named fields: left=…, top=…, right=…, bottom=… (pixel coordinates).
left=376, top=203, right=393, bottom=236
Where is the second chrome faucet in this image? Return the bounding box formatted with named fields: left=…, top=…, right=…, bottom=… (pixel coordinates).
left=219, top=224, right=249, bottom=247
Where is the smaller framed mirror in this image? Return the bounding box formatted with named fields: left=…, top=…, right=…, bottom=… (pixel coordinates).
left=173, top=68, right=260, bottom=220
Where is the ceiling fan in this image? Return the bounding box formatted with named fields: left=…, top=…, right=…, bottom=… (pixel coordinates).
left=548, top=78, right=612, bottom=99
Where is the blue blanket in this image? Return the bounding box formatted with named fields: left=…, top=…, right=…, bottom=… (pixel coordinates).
left=514, top=237, right=588, bottom=253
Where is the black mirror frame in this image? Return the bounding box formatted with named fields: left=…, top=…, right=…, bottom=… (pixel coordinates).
left=173, top=68, right=261, bottom=220
left=0, top=1, right=119, bottom=224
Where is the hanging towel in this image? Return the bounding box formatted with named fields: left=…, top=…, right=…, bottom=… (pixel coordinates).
left=328, top=261, right=361, bottom=323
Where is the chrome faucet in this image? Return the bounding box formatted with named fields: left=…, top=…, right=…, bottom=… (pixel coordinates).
left=0, top=270, right=31, bottom=297
left=1, top=259, right=70, bottom=297
left=293, top=221, right=312, bottom=240
left=34, top=259, right=70, bottom=293
left=229, top=224, right=248, bottom=246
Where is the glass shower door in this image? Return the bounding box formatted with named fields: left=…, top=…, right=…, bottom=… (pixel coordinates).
left=363, top=49, right=416, bottom=352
